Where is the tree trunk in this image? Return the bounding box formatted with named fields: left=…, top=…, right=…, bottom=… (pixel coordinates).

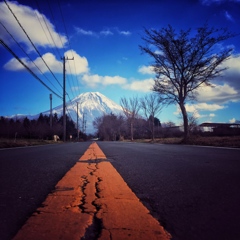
left=130, top=121, right=133, bottom=141
left=152, top=120, right=154, bottom=141
left=179, top=102, right=189, bottom=142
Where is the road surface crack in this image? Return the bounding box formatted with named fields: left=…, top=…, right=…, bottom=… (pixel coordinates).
left=80, top=163, right=103, bottom=240
left=79, top=175, right=88, bottom=213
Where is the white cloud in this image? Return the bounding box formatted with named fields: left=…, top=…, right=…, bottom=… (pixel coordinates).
left=103, top=76, right=127, bottom=85
left=196, top=83, right=238, bottom=103
left=138, top=65, right=155, bottom=75
left=223, top=55, right=240, bottom=70
left=4, top=50, right=89, bottom=75
left=220, top=55, right=240, bottom=97
left=82, top=74, right=101, bottom=87
left=0, top=1, right=67, bottom=50
left=119, top=30, right=131, bottom=36
left=3, top=52, right=62, bottom=73
left=154, top=50, right=164, bottom=55
left=74, top=27, right=131, bottom=37
left=229, top=118, right=240, bottom=124
left=81, top=74, right=154, bottom=92
left=190, top=103, right=226, bottom=111
left=64, top=50, right=89, bottom=75
left=194, top=54, right=240, bottom=103
left=82, top=74, right=127, bottom=88
left=174, top=103, right=225, bottom=119
left=229, top=118, right=236, bottom=123
left=3, top=57, right=27, bottom=71
left=34, top=53, right=62, bottom=73
left=75, top=27, right=96, bottom=36
left=139, top=55, right=240, bottom=104
left=100, top=29, right=113, bottom=36
left=123, top=78, right=154, bottom=92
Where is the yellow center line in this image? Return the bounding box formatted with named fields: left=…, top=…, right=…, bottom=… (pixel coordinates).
left=13, top=142, right=171, bottom=240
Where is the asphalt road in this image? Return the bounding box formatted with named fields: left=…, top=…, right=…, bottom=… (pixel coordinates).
left=1, top=142, right=240, bottom=240
left=0, top=142, right=90, bottom=240
left=97, top=142, right=240, bottom=240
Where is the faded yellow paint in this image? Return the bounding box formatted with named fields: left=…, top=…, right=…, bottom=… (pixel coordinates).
left=13, top=142, right=171, bottom=240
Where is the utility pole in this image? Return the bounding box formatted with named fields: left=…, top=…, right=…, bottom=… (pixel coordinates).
left=82, top=112, right=85, bottom=134
left=82, top=112, right=87, bottom=134
left=50, top=94, right=52, bottom=128
left=62, top=56, right=74, bottom=142
left=84, top=113, right=87, bottom=134
left=77, top=102, right=79, bottom=141
left=83, top=112, right=87, bottom=134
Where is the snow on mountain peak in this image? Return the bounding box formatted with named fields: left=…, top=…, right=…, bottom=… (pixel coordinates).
left=46, top=92, right=123, bottom=134
left=5, top=92, right=124, bottom=134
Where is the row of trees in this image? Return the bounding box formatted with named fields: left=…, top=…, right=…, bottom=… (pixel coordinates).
left=93, top=93, right=188, bottom=141
left=93, top=112, right=168, bottom=141
left=94, top=90, right=224, bottom=140
left=0, top=113, right=86, bottom=140
left=120, top=94, right=163, bottom=141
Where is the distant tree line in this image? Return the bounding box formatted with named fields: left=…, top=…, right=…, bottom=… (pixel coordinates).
left=94, top=92, right=240, bottom=141
left=93, top=112, right=184, bottom=141
left=0, top=113, right=86, bottom=141
left=93, top=93, right=186, bottom=141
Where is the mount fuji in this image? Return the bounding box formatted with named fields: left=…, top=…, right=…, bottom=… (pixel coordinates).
left=42, top=92, right=124, bottom=134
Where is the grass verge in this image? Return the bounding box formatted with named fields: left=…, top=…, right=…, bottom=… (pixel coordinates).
left=0, top=138, right=63, bottom=148
left=132, top=136, right=240, bottom=148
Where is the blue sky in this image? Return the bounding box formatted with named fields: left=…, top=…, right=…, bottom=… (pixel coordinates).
left=0, top=0, right=240, bottom=125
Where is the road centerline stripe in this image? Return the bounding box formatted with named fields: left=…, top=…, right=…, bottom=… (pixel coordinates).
left=13, top=142, right=171, bottom=240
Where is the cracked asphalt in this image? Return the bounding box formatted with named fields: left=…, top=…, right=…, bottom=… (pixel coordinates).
left=1, top=141, right=240, bottom=240
left=13, top=142, right=170, bottom=240
left=0, top=142, right=90, bottom=240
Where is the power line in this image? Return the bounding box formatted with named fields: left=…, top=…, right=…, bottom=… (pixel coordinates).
left=66, top=105, right=75, bottom=123
left=57, top=0, right=82, bottom=98
left=0, top=20, right=62, bottom=96
left=57, top=0, right=71, bottom=53
left=3, top=0, right=80, bottom=116
left=0, top=39, right=62, bottom=99
left=45, top=1, right=64, bottom=52
left=4, top=0, right=63, bottom=89
left=45, top=0, right=78, bottom=101
left=64, top=58, right=77, bottom=100
left=34, top=0, right=62, bottom=60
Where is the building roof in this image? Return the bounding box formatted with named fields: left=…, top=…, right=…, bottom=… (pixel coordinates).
left=199, top=123, right=240, bottom=128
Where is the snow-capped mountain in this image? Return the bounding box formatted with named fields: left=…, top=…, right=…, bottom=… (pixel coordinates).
left=43, top=92, right=124, bottom=134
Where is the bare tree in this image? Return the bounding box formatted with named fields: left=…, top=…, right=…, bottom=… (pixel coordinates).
left=120, top=96, right=140, bottom=141
left=93, top=116, right=102, bottom=132
left=140, top=24, right=235, bottom=142
left=188, top=111, right=199, bottom=134
left=140, top=93, right=163, bottom=141
left=93, top=113, right=125, bottom=141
